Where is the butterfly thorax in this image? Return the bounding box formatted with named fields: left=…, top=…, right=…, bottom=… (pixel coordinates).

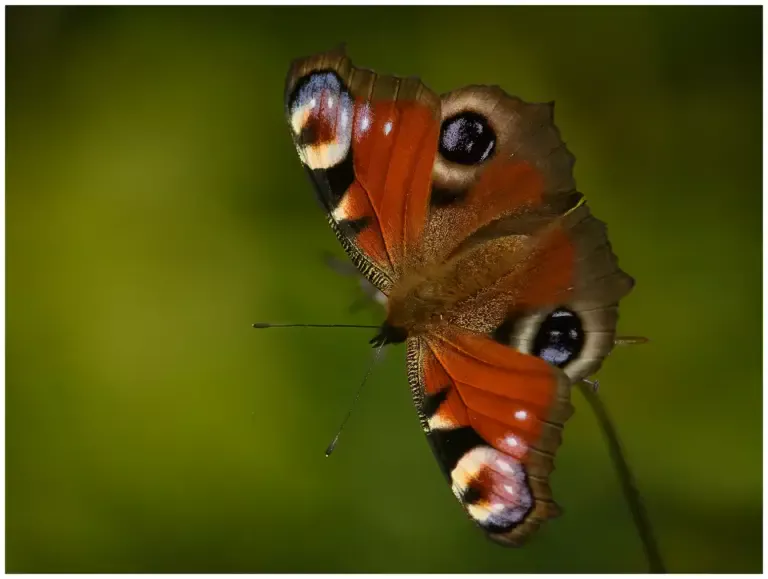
left=374, top=251, right=513, bottom=344
left=376, top=267, right=450, bottom=344
left=375, top=221, right=565, bottom=346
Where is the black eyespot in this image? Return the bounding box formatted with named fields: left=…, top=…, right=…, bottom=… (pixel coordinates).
left=532, top=308, right=584, bottom=367
left=438, top=111, right=496, bottom=166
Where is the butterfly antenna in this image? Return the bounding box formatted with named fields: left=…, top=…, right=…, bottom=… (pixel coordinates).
left=325, top=342, right=385, bottom=457
left=252, top=322, right=378, bottom=329
left=576, top=380, right=666, bottom=573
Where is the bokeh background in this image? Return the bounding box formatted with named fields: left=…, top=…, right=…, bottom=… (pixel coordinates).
left=6, top=5, right=762, bottom=573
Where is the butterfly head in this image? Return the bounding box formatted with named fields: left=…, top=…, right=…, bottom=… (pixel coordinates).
left=369, top=322, right=407, bottom=348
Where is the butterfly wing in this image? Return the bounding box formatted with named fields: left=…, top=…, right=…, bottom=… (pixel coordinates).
left=408, top=331, right=572, bottom=546
left=401, top=87, right=635, bottom=543
left=420, top=85, right=582, bottom=265
left=285, top=48, right=441, bottom=293
left=286, top=50, right=635, bottom=545
left=405, top=208, right=633, bottom=545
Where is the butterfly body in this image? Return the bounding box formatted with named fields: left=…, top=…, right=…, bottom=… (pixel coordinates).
left=285, top=48, right=634, bottom=546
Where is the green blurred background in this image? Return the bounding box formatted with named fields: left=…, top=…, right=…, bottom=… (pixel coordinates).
left=6, top=5, right=762, bottom=573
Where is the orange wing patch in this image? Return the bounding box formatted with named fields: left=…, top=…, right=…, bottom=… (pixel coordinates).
left=436, top=161, right=546, bottom=254
left=352, top=99, right=439, bottom=272
left=331, top=181, right=391, bottom=269
left=428, top=332, right=566, bottom=455
left=510, top=224, right=577, bottom=308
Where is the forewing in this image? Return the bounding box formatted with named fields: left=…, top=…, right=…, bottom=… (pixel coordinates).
left=419, top=85, right=581, bottom=266
left=285, top=48, right=441, bottom=292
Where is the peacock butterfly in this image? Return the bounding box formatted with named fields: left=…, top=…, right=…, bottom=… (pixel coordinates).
left=283, top=47, right=635, bottom=546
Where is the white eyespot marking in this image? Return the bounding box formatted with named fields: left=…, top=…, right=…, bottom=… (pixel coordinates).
left=290, top=106, right=312, bottom=137
left=500, top=433, right=528, bottom=459
left=356, top=104, right=373, bottom=140
left=289, top=72, right=353, bottom=170
left=467, top=503, right=492, bottom=523
left=514, top=410, right=528, bottom=421
left=451, top=446, right=534, bottom=529
left=482, top=140, right=494, bottom=161
left=301, top=142, right=349, bottom=171
left=383, top=121, right=393, bottom=135
left=331, top=192, right=352, bottom=222
left=428, top=410, right=458, bottom=431
left=496, top=459, right=514, bottom=473
left=451, top=447, right=493, bottom=489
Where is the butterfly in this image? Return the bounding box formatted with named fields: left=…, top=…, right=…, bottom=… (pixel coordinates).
left=284, top=47, right=635, bottom=546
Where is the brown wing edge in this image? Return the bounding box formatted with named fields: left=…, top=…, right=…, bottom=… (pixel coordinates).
left=557, top=202, right=636, bottom=383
